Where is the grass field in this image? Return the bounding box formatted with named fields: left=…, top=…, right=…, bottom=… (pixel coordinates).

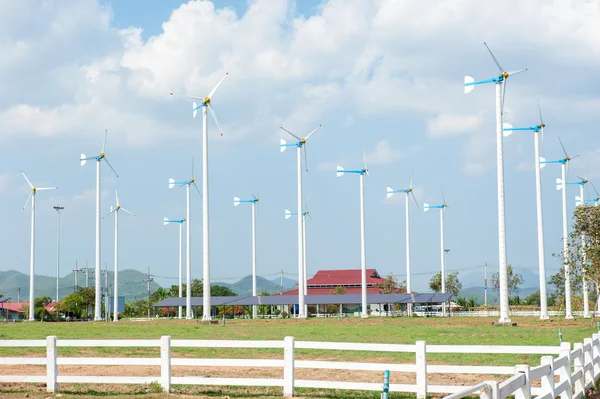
left=0, top=316, right=598, bottom=398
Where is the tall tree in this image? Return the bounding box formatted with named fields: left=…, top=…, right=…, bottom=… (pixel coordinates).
left=376, top=274, right=406, bottom=294
left=429, top=271, right=462, bottom=296
left=490, top=264, right=523, bottom=295
left=329, top=286, right=346, bottom=295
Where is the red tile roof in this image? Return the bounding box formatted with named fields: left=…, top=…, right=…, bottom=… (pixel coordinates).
left=306, top=269, right=384, bottom=287
left=281, top=287, right=383, bottom=296
left=0, top=301, right=58, bottom=313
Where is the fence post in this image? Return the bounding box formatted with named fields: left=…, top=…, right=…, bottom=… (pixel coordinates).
left=283, top=336, right=295, bottom=397
left=592, top=334, right=600, bottom=382
left=514, top=365, right=531, bottom=399
left=559, top=342, right=572, bottom=399
left=584, top=338, right=594, bottom=390
left=416, top=340, right=427, bottom=399
left=574, top=343, right=585, bottom=397
left=160, top=336, right=171, bottom=393
left=541, top=356, right=555, bottom=399
left=46, top=336, right=58, bottom=393
left=480, top=381, right=499, bottom=399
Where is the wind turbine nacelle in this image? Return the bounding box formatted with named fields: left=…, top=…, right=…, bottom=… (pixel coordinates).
left=575, top=196, right=583, bottom=206
left=233, top=196, right=240, bottom=206
left=464, top=76, right=475, bottom=94
left=336, top=166, right=344, bottom=177
left=284, top=209, right=292, bottom=219
left=502, top=123, right=513, bottom=137
left=163, top=217, right=170, bottom=225
left=556, top=178, right=563, bottom=190
left=168, top=178, right=175, bottom=189
left=192, top=102, right=198, bottom=119
left=423, top=203, right=429, bottom=212
left=80, top=154, right=87, bottom=166
left=280, top=138, right=287, bottom=152
left=386, top=187, right=394, bottom=199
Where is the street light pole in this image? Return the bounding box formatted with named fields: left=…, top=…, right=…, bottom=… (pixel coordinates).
left=53, top=206, right=64, bottom=302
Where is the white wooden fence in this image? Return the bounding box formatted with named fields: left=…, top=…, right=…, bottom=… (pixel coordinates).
left=0, top=334, right=598, bottom=398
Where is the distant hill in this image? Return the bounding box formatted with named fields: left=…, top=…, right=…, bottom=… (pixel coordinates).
left=0, top=269, right=160, bottom=302
left=458, top=286, right=552, bottom=305
left=214, top=275, right=295, bottom=296
left=272, top=277, right=298, bottom=290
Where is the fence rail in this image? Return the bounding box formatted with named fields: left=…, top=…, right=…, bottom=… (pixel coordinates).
left=0, top=334, right=599, bottom=398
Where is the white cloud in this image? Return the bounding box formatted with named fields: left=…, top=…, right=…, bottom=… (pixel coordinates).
left=462, top=161, right=488, bottom=177
left=316, top=161, right=339, bottom=173
left=365, top=140, right=402, bottom=166
left=0, top=173, right=10, bottom=195
left=426, top=113, right=484, bottom=139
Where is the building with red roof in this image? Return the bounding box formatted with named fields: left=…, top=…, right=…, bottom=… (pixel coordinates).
left=281, top=268, right=389, bottom=296
left=0, top=301, right=58, bottom=321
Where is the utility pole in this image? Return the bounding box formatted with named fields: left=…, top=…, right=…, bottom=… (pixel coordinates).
left=53, top=206, right=64, bottom=302
left=73, top=259, right=80, bottom=293
left=280, top=270, right=284, bottom=294
left=484, top=263, right=488, bottom=307
left=144, top=266, right=154, bottom=319
left=17, top=287, right=20, bottom=303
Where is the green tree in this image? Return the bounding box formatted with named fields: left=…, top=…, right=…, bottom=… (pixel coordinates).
left=429, top=271, right=462, bottom=296
left=376, top=274, right=406, bottom=294
left=523, top=291, right=541, bottom=306
left=57, top=288, right=95, bottom=319
left=491, top=265, right=524, bottom=295
left=25, top=296, right=53, bottom=320
left=329, top=285, right=346, bottom=295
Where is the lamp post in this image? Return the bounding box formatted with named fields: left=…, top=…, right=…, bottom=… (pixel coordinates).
left=53, top=206, right=64, bottom=302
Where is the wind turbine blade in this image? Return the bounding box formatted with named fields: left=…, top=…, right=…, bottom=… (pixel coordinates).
left=410, top=169, right=414, bottom=189
left=35, top=187, right=58, bottom=191
left=304, top=125, right=322, bottom=141
left=169, top=92, right=205, bottom=101
left=304, top=145, right=308, bottom=172
left=193, top=102, right=198, bottom=119
left=102, top=129, right=108, bottom=154
left=570, top=154, right=580, bottom=161
left=280, top=127, right=302, bottom=141
left=192, top=157, right=195, bottom=178
left=233, top=196, right=240, bottom=206
left=501, top=79, right=507, bottom=115
left=507, top=69, right=527, bottom=77
left=115, top=189, right=120, bottom=206
left=590, top=181, right=600, bottom=197
left=168, top=178, right=175, bottom=189
left=164, top=217, right=170, bottom=226
left=106, top=206, right=116, bottom=217
left=192, top=181, right=203, bottom=197
left=411, top=191, right=419, bottom=208
left=441, top=190, right=446, bottom=206
left=121, top=208, right=135, bottom=216
left=386, top=187, right=394, bottom=199
left=103, top=157, right=119, bottom=178
left=307, top=212, right=313, bottom=220
left=20, top=171, right=33, bottom=189
left=208, top=103, right=223, bottom=136
left=537, top=98, right=544, bottom=126
left=483, top=42, right=504, bottom=74
left=22, top=191, right=33, bottom=210
left=557, top=137, right=569, bottom=159
left=208, top=72, right=228, bottom=99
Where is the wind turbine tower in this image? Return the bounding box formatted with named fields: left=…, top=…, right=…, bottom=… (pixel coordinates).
left=336, top=154, right=369, bottom=318
left=81, top=130, right=118, bottom=320
left=21, top=171, right=57, bottom=321
left=573, top=175, right=589, bottom=318
left=280, top=125, right=322, bottom=318
left=171, top=72, right=228, bottom=321
left=540, top=137, right=578, bottom=319
left=164, top=217, right=186, bottom=319
left=423, top=194, right=448, bottom=316
left=233, top=193, right=260, bottom=319
left=108, top=190, right=135, bottom=321
left=502, top=100, right=548, bottom=320
left=464, top=42, right=527, bottom=324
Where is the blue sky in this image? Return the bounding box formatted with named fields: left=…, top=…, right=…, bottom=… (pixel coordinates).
left=1, top=0, right=599, bottom=295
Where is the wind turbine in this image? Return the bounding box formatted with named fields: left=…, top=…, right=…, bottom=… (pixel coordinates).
left=280, top=124, right=322, bottom=318
left=540, top=137, right=578, bottom=319
left=164, top=217, right=185, bottom=319
left=169, top=160, right=201, bottom=319
left=571, top=174, right=590, bottom=318
left=171, top=72, right=228, bottom=321
left=107, top=189, right=135, bottom=322
left=21, top=171, right=57, bottom=321
left=502, top=100, right=549, bottom=320
left=586, top=182, right=600, bottom=206
left=423, top=193, right=448, bottom=316
left=464, top=42, right=527, bottom=324
left=336, top=153, right=369, bottom=318
left=285, top=202, right=313, bottom=306
left=233, top=191, right=260, bottom=319
left=386, top=171, right=418, bottom=315
left=81, top=130, right=118, bottom=321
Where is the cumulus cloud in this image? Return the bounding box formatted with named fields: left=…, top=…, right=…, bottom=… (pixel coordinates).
left=426, top=113, right=484, bottom=139
left=365, top=139, right=402, bottom=166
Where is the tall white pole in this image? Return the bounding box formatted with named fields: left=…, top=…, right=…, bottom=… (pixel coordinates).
left=484, top=263, right=488, bottom=307
left=94, top=160, right=102, bottom=321
left=405, top=192, right=412, bottom=315
left=296, top=146, right=305, bottom=318
left=533, top=130, right=548, bottom=320
left=202, top=106, right=211, bottom=321
left=113, top=209, right=119, bottom=321
left=251, top=201, right=257, bottom=319
left=562, top=163, right=573, bottom=319
left=582, top=183, right=589, bottom=318
left=186, top=184, right=191, bottom=319
left=495, top=82, right=510, bottom=324
left=178, top=221, right=183, bottom=319
left=56, top=209, right=61, bottom=302
left=29, top=192, right=36, bottom=321
left=359, top=173, right=367, bottom=318
left=440, top=208, right=446, bottom=316
left=303, top=212, right=308, bottom=317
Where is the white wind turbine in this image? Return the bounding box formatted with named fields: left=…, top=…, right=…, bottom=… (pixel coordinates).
left=540, top=137, right=579, bottom=319
left=423, top=193, right=448, bottom=316
left=164, top=217, right=186, bottom=319
left=107, top=190, right=135, bottom=322
left=573, top=173, right=590, bottom=318
left=21, top=171, right=57, bottom=321
left=502, top=100, right=549, bottom=320
left=233, top=191, right=260, bottom=319
left=171, top=72, right=228, bottom=321
left=464, top=42, right=527, bottom=324
left=280, top=124, right=322, bottom=318
left=285, top=196, right=313, bottom=307
left=386, top=171, right=419, bottom=314
left=336, top=153, right=369, bottom=318
left=81, top=130, right=118, bottom=321
left=169, top=160, right=201, bottom=319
